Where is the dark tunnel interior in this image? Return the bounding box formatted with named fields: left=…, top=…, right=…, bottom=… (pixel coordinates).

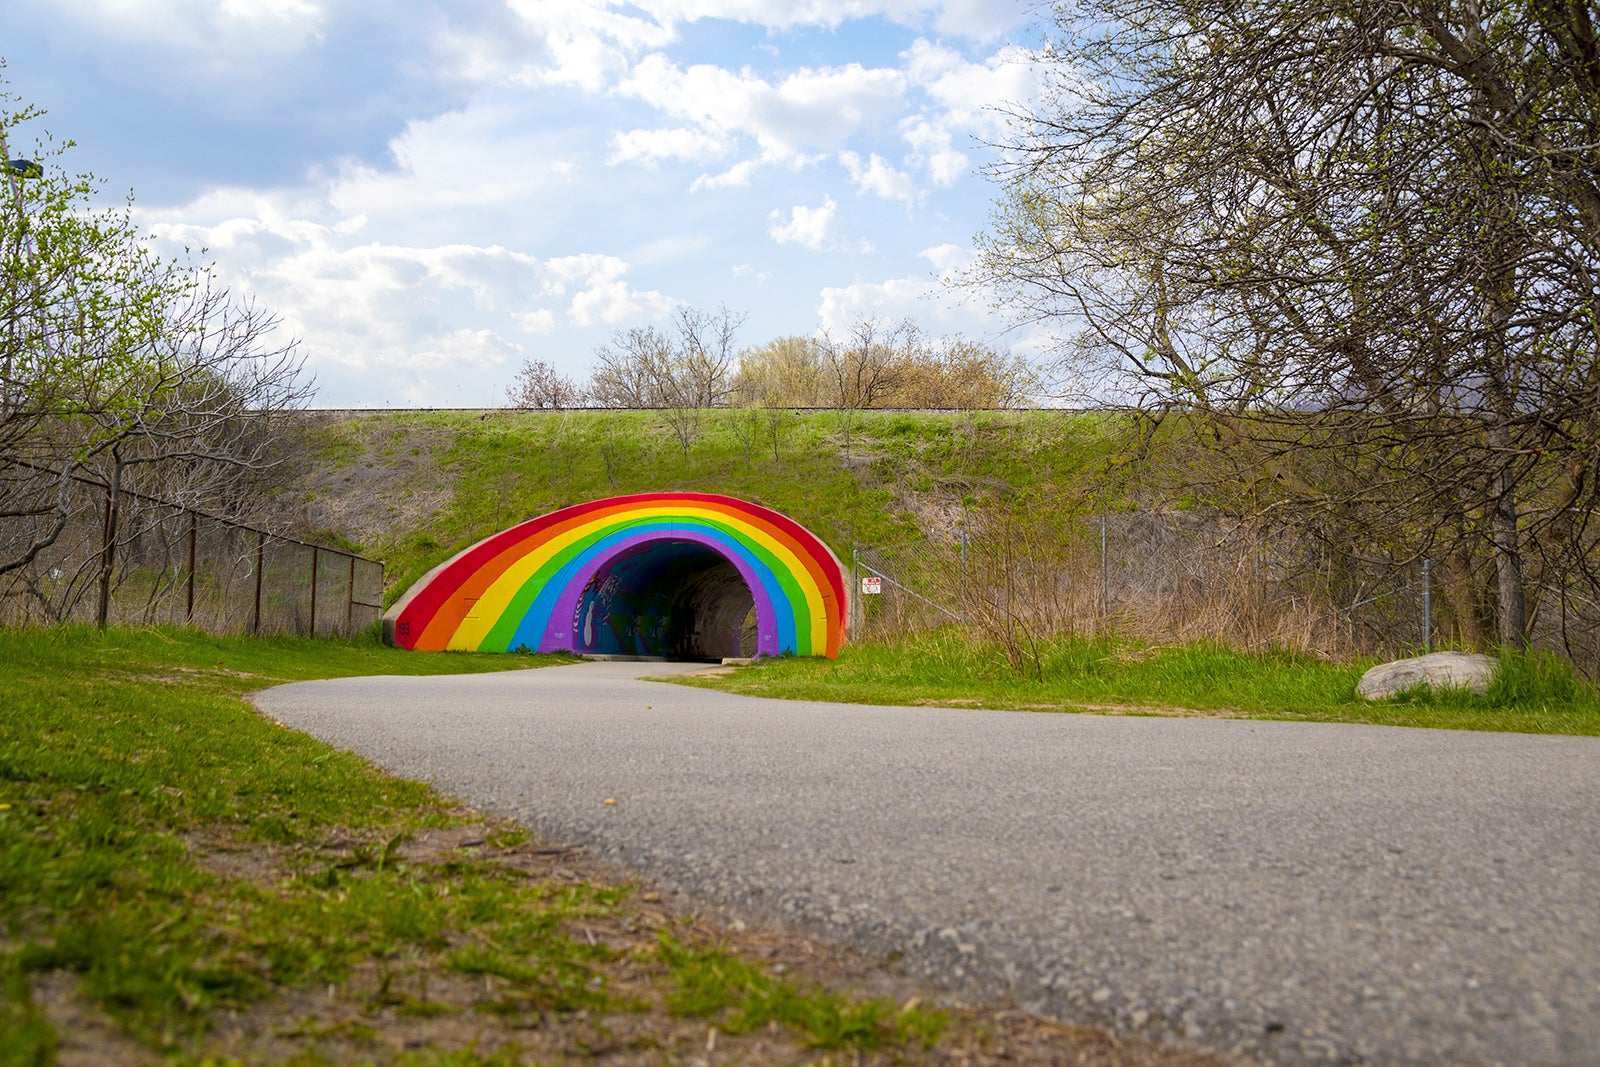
left=570, top=540, right=757, bottom=660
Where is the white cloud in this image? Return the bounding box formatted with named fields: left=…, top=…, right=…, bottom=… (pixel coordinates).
left=568, top=276, right=679, bottom=326
left=690, top=159, right=756, bottom=191
left=514, top=308, right=558, bottom=333
left=904, top=39, right=1037, bottom=120
left=541, top=253, right=627, bottom=296
left=325, top=99, right=585, bottom=225
left=607, top=35, right=1039, bottom=200
left=898, top=39, right=1041, bottom=184
left=920, top=242, right=975, bottom=279
left=817, top=275, right=943, bottom=333
left=450, top=1, right=1034, bottom=96
left=927, top=0, right=1027, bottom=40
left=502, top=0, right=676, bottom=91
left=813, top=244, right=1006, bottom=335
left=409, top=327, right=526, bottom=372
left=610, top=0, right=1025, bottom=39
left=609, top=126, right=728, bottom=168
left=900, top=116, right=969, bottom=185
left=840, top=150, right=921, bottom=203
left=142, top=190, right=673, bottom=380
left=768, top=197, right=838, bottom=250
left=618, top=55, right=906, bottom=166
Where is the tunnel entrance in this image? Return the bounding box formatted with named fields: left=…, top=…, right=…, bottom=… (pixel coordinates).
left=386, top=492, right=847, bottom=658
left=571, top=539, right=758, bottom=661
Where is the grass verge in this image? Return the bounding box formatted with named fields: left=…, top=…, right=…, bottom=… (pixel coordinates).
left=682, top=630, right=1600, bottom=735
left=0, top=625, right=1223, bottom=1067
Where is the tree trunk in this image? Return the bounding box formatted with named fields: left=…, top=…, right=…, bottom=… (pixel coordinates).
left=1444, top=547, right=1485, bottom=650
left=96, top=449, right=123, bottom=630
left=1489, top=436, right=1528, bottom=650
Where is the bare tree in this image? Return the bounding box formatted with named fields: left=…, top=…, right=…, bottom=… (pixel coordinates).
left=505, top=356, right=584, bottom=410
left=822, top=316, right=916, bottom=410
left=667, top=304, right=743, bottom=411
left=973, top=0, right=1600, bottom=651
left=77, top=279, right=310, bottom=625
left=588, top=326, right=675, bottom=409
left=585, top=305, right=746, bottom=455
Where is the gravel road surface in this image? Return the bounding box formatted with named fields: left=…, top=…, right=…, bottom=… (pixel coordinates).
left=254, top=661, right=1600, bottom=1067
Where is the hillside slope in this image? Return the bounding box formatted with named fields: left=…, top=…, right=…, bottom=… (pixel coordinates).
left=277, top=408, right=1125, bottom=606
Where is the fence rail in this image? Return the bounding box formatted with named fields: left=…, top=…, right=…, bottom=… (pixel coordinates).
left=0, top=462, right=383, bottom=638
left=850, top=510, right=1600, bottom=672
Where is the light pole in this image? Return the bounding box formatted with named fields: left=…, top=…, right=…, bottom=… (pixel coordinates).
left=0, top=134, right=42, bottom=420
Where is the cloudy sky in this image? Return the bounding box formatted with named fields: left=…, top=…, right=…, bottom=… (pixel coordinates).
left=0, top=0, right=1049, bottom=408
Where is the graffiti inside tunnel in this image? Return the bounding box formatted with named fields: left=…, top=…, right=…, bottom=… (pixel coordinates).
left=574, top=538, right=757, bottom=659
left=384, top=493, right=847, bottom=659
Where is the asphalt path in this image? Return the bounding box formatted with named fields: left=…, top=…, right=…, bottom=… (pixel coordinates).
left=253, top=660, right=1600, bottom=1067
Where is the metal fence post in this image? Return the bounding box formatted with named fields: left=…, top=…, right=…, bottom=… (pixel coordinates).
left=186, top=512, right=197, bottom=625
left=851, top=547, right=860, bottom=636
left=960, top=528, right=968, bottom=626
left=1422, top=557, right=1432, bottom=653
left=309, top=546, right=320, bottom=638
left=253, top=531, right=266, bottom=635
left=346, top=554, right=357, bottom=635
left=1253, top=527, right=1262, bottom=623
left=1099, top=513, right=1109, bottom=617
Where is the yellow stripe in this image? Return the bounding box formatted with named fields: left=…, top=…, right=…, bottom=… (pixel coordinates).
left=446, top=505, right=828, bottom=651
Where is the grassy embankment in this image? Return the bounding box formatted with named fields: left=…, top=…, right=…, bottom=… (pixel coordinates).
left=0, top=625, right=1221, bottom=1067
left=682, top=631, right=1600, bottom=735
left=292, top=408, right=1123, bottom=605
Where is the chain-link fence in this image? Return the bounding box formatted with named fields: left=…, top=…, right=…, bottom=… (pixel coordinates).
left=850, top=510, right=1600, bottom=668
left=0, top=466, right=383, bottom=637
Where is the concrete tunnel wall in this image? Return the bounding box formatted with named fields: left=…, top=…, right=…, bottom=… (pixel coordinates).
left=384, top=493, right=848, bottom=659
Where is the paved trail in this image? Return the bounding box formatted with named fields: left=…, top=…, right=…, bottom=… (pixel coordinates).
left=254, top=661, right=1600, bottom=1067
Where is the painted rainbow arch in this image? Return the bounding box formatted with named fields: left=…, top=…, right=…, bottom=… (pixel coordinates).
left=385, top=493, right=848, bottom=658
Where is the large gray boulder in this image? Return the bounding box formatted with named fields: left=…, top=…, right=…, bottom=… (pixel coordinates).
left=1356, top=650, right=1499, bottom=701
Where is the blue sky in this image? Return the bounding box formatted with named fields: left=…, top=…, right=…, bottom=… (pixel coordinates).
left=0, top=0, right=1050, bottom=407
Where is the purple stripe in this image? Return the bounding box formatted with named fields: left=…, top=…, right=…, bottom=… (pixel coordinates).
left=538, top=529, right=780, bottom=655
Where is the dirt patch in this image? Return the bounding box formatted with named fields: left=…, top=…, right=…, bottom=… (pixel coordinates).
left=285, top=415, right=460, bottom=548
left=27, top=971, right=153, bottom=1067
left=1057, top=703, right=1248, bottom=720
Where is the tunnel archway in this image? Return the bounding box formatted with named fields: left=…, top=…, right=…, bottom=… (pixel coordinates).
left=385, top=493, right=847, bottom=658
left=572, top=538, right=757, bottom=660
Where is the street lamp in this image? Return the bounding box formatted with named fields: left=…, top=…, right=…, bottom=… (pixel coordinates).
left=1, top=149, right=42, bottom=419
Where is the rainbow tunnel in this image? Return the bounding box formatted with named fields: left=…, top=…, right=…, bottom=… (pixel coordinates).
left=384, top=493, right=848, bottom=659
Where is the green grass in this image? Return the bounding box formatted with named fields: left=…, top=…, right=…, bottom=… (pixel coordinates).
left=683, top=630, right=1600, bottom=735
left=0, top=626, right=564, bottom=1054
left=312, top=408, right=1127, bottom=604
left=655, top=933, right=946, bottom=1050
left=0, top=625, right=954, bottom=1064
